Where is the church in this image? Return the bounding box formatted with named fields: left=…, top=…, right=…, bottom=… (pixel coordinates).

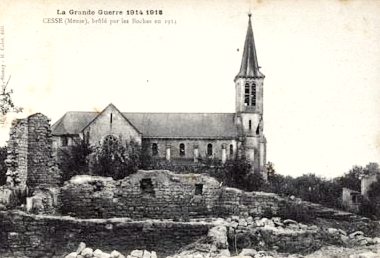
left=51, top=15, right=268, bottom=179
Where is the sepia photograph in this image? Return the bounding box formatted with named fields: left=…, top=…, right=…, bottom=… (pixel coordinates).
left=0, top=1, right=380, bottom=257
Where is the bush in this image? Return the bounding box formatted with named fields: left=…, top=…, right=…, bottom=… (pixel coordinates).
left=335, top=166, right=363, bottom=192
left=360, top=175, right=380, bottom=219
left=265, top=172, right=344, bottom=210
left=211, top=158, right=265, bottom=192
left=359, top=198, right=378, bottom=219
left=91, top=138, right=141, bottom=180
left=58, top=139, right=92, bottom=182
left=278, top=202, right=315, bottom=223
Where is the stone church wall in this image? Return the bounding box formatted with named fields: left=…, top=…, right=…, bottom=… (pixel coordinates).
left=144, top=139, right=238, bottom=161
left=60, top=170, right=282, bottom=219
left=82, top=105, right=142, bottom=146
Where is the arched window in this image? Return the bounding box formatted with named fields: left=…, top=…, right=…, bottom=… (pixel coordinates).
left=179, top=143, right=185, bottom=157
left=251, top=82, right=256, bottom=106
left=207, top=144, right=213, bottom=156
left=229, top=144, right=233, bottom=156
left=110, top=113, right=113, bottom=124
left=249, top=120, right=252, bottom=130
left=244, top=83, right=250, bottom=106
left=152, top=143, right=158, bottom=156
left=103, top=135, right=118, bottom=150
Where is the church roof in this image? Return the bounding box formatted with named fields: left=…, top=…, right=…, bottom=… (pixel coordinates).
left=235, top=14, right=264, bottom=80
left=52, top=112, right=239, bottom=139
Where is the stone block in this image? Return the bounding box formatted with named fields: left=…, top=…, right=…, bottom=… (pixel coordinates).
left=111, top=250, right=124, bottom=258
left=142, top=250, right=151, bottom=258
left=65, top=252, right=78, bottom=258
left=239, top=248, right=257, bottom=257
left=81, top=247, right=94, bottom=258
left=131, top=250, right=144, bottom=258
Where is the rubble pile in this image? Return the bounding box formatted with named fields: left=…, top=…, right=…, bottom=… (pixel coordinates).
left=64, top=242, right=128, bottom=258
left=226, top=216, right=380, bottom=254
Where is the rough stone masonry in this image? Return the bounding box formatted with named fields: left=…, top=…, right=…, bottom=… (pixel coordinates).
left=60, top=170, right=283, bottom=219
left=0, top=113, right=60, bottom=212
left=4, top=113, right=59, bottom=190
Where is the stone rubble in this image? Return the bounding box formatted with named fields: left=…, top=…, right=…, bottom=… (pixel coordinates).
left=65, top=242, right=126, bottom=258
left=63, top=215, right=380, bottom=258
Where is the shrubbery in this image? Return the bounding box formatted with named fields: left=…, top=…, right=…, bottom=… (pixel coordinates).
left=91, top=139, right=141, bottom=180
left=58, top=139, right=92, bottom=182
left=207, top=158, right=265, bottom=192
left=59, top=138, right=142, bottom=181
left=278, top=201, right=315, bottom=223
left=360, top=175, right=380, bottom=218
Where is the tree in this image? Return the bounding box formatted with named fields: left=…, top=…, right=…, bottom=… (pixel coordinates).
left=335, top=165, right=363, bottom=192
left=364, top=162, right=380, bottom=176
left=360, top=174, right=380, bottom=218
left=266, top=161, right=276, bottom=179
left=0, top=75, right=22, bottom=118
left=276, top=173, right=342, bottom=208
left=91, top=137, right=141, bottom=180
left=266, top=173, right=296, bottom=196
left=58, top=139, right=93, bottom=182
left=221, top=158, right=264, bottom=192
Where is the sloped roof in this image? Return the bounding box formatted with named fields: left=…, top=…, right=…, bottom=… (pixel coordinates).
left=51, top=112, right=98, bottom=135
left=52, top=112, right=239, bottom=139
left=235, top=14, right=264, bottom=80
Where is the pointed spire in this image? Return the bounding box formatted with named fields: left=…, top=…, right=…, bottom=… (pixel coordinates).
left=235, top=13, right=264, bottom=81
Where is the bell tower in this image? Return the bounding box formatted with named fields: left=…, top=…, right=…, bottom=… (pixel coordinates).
left=235, top=14, right=267, bottom=180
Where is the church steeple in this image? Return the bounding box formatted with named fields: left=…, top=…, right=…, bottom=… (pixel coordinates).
left=234, top=14, right=267, bottom=180
left=235, top=14, right=264, bottom=81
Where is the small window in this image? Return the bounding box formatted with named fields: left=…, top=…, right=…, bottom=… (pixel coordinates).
left=351, top=194, right=360, bottom=204
left=195, top=184, right=203, bottom=195
left=86, top=131, right=90, bottom=144
left=229, top=144, right=233, bottom=156
left=179, top=143, right=185, bottom=157
left=244, top=83, right=250, bottom=106
left=110, top=113, right=113, bottom=124
left=249, top=120, right=252, bottom=130
left=245, top=85, right=250, bottom=94
left=207, top=144, right=213, bottom=156
left=256, top=122, right=260, bottom=135
left=152, top=143, right=158, bottom=156
left=251, top=83, right=256, bottom=106
left=140, top=178, right=155, bottom=196
left=61, top=137, right=68, bottom=146
left=244, top=96, right=249, bottom=106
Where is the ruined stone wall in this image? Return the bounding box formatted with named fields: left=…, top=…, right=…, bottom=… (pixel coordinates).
left=4, top=113, right=59, bottom=191
left=361, top=173, right=379, bottom=198
left=60, top=170, right=283, bottom=219
left=26, top=113, right=59, bottom=189
left=5, top=119, right=28, bottom=188
left=0, top=210, right=211, bottom=258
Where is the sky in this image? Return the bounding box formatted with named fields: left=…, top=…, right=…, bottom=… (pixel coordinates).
left=0, top=0, right=379, bottom=178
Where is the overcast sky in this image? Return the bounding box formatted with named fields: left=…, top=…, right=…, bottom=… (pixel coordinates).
left=1, top=0, right=379, bottom=178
